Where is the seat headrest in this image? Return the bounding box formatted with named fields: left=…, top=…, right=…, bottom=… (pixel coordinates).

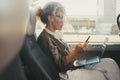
left=26, top=8, right=36, bottom=36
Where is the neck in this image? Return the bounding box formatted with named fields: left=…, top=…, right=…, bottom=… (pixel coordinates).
left=46, top=24, right=55, bottom=32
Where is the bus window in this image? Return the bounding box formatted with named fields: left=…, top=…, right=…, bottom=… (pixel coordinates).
left=31, top=0, right=120, bottom=67
left=32, top=0, right=120, bottom=44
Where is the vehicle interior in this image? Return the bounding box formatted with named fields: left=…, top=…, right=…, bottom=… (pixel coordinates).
left=0, top=0, right=120, bottom=80
left=19, top=0, right=120, bottom=80
left=34, top=0, right=120, bottom=67
left=22, top=0, right=120, bottom=80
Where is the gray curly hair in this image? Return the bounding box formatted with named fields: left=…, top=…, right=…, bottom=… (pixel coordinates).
left=38, top=2, right=65, bottom=24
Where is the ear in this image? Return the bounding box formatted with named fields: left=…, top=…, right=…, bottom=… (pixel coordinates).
left=48, top=16, right=54, bottom=23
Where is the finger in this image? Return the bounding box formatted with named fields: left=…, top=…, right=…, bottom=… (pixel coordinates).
left=83, top=42, right=89, bottom=48
left=83, top=46, right=88, bottom=52
left=84, top=41, right=89, bottom=45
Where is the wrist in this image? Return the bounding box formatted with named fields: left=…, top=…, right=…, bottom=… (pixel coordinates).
left=73, top=49, right=79, bottom=55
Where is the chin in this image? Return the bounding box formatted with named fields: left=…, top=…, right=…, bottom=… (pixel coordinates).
left=58, top=26, right=63, bottom=30
left=59, top=28, right=62, bottom=30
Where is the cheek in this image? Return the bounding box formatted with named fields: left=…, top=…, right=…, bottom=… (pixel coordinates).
left=54, top=20, right=63, bottom=30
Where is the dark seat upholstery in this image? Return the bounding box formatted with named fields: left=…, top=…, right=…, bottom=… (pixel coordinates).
left=20, top=35, right=60, bottom=80
left=20, top=8, right=60, bottom=80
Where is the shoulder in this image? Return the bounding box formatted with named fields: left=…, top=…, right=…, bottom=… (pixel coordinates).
left=37, top=29, right=55, bottom=45
left=38, top=29, right=49, bottom=41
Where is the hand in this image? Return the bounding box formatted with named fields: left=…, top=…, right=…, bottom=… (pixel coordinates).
left=82, top=41, right=89, bottom=52
left=74, top=44, right=82, bottom=53
left=75, top=42, right=88, bottom=54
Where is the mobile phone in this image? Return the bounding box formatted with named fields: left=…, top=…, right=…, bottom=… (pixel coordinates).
left=85, top=36, right=90, bottom=43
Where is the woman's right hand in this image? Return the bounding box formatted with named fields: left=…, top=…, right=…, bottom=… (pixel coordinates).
left=66, top=42, right=88, bottom=64
left=75, top=42, right=88, bottom=54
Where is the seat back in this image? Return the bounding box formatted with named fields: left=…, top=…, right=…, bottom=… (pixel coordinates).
left=20, top=9, right=60, bottom=80
left=20, top=35, right=60, bottom=80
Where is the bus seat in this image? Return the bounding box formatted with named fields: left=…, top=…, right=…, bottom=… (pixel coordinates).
left=20, top=9, right=60, bottom=80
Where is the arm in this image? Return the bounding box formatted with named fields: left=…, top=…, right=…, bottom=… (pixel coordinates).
left=47, top=38, right=88, bottom=71
left=66, top=43, right=88, bottom=64
left=49, top=39, right=88, bottom=64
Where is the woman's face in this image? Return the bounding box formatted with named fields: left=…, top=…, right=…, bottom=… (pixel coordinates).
left=51, top=10, right=64, bottom=31
left=0, top=0, right=29, bottom=71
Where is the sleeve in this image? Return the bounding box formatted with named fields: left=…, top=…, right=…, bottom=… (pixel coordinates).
left=48, top=38, right=68, bottom=72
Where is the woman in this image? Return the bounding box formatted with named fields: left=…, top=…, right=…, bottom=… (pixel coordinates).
left=37, top=2, right=120, bottom=80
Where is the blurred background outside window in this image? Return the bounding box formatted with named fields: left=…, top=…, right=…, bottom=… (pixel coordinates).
left=32, top=0, right=120, bottom=44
